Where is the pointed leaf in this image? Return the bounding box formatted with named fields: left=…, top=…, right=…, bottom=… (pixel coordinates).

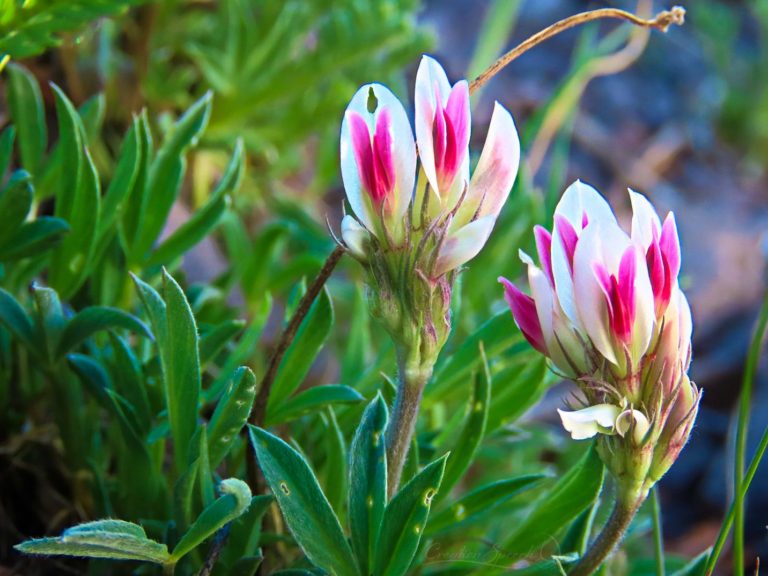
left=248, top=426, right=358, bottom=576
left=266, top=384, right=364, bottom=425
left=208, top=366, right=258, bottom=469
left=57, top=306, right=152, bottom=358
left=502, top=444, right=604, bottom=558
left=6, top=63, right=46, bottom=175
left=373, top=454, right=448, bottom=576
left=171, top=478, right=252, bottom=561
left=349, top=394, right=388, bottom=575
left=15, top=520, right=170, bottom=564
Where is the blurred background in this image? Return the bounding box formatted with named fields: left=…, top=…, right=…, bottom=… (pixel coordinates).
left=1, top=0, right=766, bottom=573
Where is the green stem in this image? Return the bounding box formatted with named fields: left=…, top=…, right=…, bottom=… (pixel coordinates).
left=732, top=293, right=768, bottom=575
left=385, top=345, right=432, bottom=498
left=651, top=487, right=665, bottom=576
left=569, top=496, right=644, bottom=576
left=706, top=424, right=768, bottom=574
left=163, top=562, right=176, bottom=576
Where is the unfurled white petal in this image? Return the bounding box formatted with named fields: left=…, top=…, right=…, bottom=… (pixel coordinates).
left=434, top=215, right=495, bottom=276
left=558, top=404, right=621, bottom=440
left=455, top=103, right=519, bottom=227
left=415, top=55, right=452, bottom=199
left=616, top=409, right=650, bottom=444
left=341, top=215, right=369, bottom=260
left=629, top=189, right=661, bottom=249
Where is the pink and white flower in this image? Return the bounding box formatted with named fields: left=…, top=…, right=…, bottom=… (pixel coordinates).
left=340, top=83, right=416, bottom=246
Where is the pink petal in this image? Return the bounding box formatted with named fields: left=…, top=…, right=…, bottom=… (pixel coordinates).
left=499, top=277, right=547, bottom=354
left=372, top=108, right=395, bottom=204
left=442, top=80, right=470, bottom=182
left=660, top=212, right=681, bottom=281
left=554, top=215, right=579, bottom=272
left=347, top=111, right=375, bottom=200
left=415, top=55, right=452, bottom=199
left=534, top=225, right=554, bottom=286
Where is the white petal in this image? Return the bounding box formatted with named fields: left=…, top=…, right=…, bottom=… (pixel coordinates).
left=555, top=180, right=616, bottom=228
left=551, top=181, right=616, bottom=330
left=341, top=215, right=369, bottom=260
left=616, top=409, right=650, bottom=443
left=415, top=55, right=452, bottom=199
left=558, top=404, right=621, bottom=440
left=434, top=215, right=495, bottom=276
left=629, top=245, right=655, bottom=365
left=455, top=102, right=520, bottom=227
left=340, top=83, right=416, bottom=234
left=572, top=221, right=632, bottom=365
left=629, top=189, right=661, bottom=249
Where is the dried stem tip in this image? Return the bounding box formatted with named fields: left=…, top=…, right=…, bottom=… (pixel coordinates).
left=470, top=6, right=687, bottom=95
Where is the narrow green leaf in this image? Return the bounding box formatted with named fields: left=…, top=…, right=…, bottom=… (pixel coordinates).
left=487, top=357, right=549, bottom=433
left=120, top=111, right=152, bottom=254
left=0, top=171, right=33, bottom=246
left=208, top=366, right=258, bottom=469
left=171, top=478, right=252, bottom=561
left=248, top=426, right=358, bottom=576
left=199, top=319, right=245, bottom=366
left=220, top=495, right=273, bottom=570
left=322, top=408, right=347, bottom=516
left=502, top=444, right=605, bottom=559
left=146, top=138, right=244, bottom=267
left=98, top=116, right=141, bottom=246
left=133, top=92, right=212, bottom=259
left=108, top=333, right=152, bottom=434
left=266, top=384, right=364, bottom=425
left=427, top=474, right=548, bottom=535
left=429, top=312, right=522, bottom=396
left=438, top=361, right=491, bottom=500
left=268, top=286, right=334, bottom=408
left=0, top=125, right=16, bottom=177
left=56, top=306, right=152, bottom=359
left=349, top=394, right=388, bottom=575
left=15, top=519, right=170, bottom=564
left=6, top=63, right=46, bottom=175
left=510, top=554, right=579, bottom=575
left=0, top=217, right=69, bottom=262
left=32, top=285, right=66, bottom=365
left=162, top=270, right=202, bottom=472
left=374, top=454, right=448, bottom=576
left=670, top=548, right=709, bottom=576
left=0, top=287, right=36, bottom=349
left=48, top=92, right=100, bottom=298
left=341, top=285, right=370, bottom=385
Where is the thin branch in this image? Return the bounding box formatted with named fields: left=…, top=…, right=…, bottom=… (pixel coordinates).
left=468, top=5, right=685, bottom=95
left=246, top=245, right=346, bottom=488
left=197, top=524, right=231, bottom=576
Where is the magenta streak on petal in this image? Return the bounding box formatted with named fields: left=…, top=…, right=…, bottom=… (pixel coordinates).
left=581, top=210, right=589, bottom=229
left=555, top=215, right=579, bottom=273
left=593, top=250, right=637, bottom=345
left=534, top=225, right=554, bottom=286
left=372, top=109, right=395, bottom=205
left=348, top=111, right=376, bottom=200
left=660, top=213, right=681, bottom=284
left=646, top=241, right=666, bottom=315
left=442, top=81, right=469, bottom=183
left=499, top=277, right=547, bottom=354
left=432, top=85, right=447, bottom=182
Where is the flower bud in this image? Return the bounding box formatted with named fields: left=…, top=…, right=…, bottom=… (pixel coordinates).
left=339, top=56, right=520, bottom=365
left=500, top=181, right=699, bottom=500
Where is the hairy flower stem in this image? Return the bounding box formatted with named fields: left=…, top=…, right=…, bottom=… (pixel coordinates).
left=570, top=494, right=645, bottom=576
left=386, top=345, right=434, bottom=498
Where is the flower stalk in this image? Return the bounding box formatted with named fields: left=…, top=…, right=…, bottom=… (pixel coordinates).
left=570, top=491, right=645, bottom=576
